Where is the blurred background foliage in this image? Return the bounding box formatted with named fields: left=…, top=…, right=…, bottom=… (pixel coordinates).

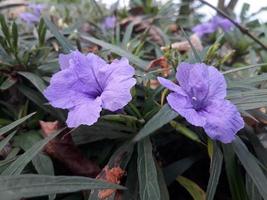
left=1, top=0, right=267, bottom=199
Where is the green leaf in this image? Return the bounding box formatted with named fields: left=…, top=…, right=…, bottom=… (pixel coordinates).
left=0, top=112, right=36, bottom=136
left=14, top=131, right=55, bottom=175
left=72, top=121, right=133, bottom=144
left=11, top=22, right=18, bottom=51
left=80, top=35, right=149, bottom=70
left=206, top=142, right=223, bottom=200
left=137, top=137, right=160, bottom=200
left=0, top=131, right=16, bottom=152
left=18, top=71, right=47, bottom=93
left=177, top=176, right=206, bottom=200
left=163, top=155, right=201, bottom=185
left=156, top=163, right=169, bottom=200
left=0, top=174, right=125, bottom=200
left=2, top=128, right=65, bottom=175
left=0, top=77, right=16, bottom=90
left=133, top=104, right=178, bottom=142
left=228, top=89, right=267, bottom=110
left=170, top=121, right=202, bottom=143
left=44, top=17, right=74, bottom=53
left=246, top=174, right=262, bottom=200
left=0, top=15, right=10, bottom=44
left=122, top=22, right=134, bottom=48
left=232, top=137, right=267, bottom=200
left=223, top=144, right=248, bottom=200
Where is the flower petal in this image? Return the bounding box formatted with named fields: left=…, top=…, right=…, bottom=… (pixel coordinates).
left=100, top=58, right=136, bottom=111
left=157, top=77, right=186, bottom=95
left=203, top=100, right=244, bottom=143
left=66, top=97, right=102, bottom=128
left=192, top=22, right=216, bottom=37
left=44, top=68, right=90, bottom=109
left=167, top=92, right=206, bottom=126
left=207, top=66, right=226, bottom=100
left=177, top=63, right=209, bottom=101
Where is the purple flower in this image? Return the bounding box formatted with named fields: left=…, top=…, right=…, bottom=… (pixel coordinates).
left=193, top=16, right=233, bottom=37
left=158, top=63, right=244, bottom=143
left=102, top=16, right=116, bottom=29
left=211, top=16, right=233, bottom=31
left=19, top=13, right=40, bottom=25
left=29, top=3, right=46, bottom=16
left=19, top=3, right=45, bottom=25
left=44, top=51, right=136, bottom=128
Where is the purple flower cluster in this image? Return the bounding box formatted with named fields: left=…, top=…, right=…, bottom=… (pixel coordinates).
left=19, top=3, right=45, bottom=25
left=193, top=16, right=233, bottom=37
left=44, top=51, right=136, bottom=128
left=102, top=16, right=116, bottom=29
left=158, top=62, right=244, bottom=143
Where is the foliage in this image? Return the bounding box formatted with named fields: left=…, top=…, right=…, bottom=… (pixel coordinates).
left=1, top=0, right=267, bottom=199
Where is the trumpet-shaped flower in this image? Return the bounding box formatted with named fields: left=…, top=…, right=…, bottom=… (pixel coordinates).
left=193, top=16, right=233, bottom=37
left=44, top=51, right=136, bottom=128
left=158, top=62, right=244, bottom=143
left=19, top=3, right=45, bottom=25
left=102, top=16, right=116, bottom=29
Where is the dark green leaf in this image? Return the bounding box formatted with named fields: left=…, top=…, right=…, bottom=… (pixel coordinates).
left=18, top=71, right=47, bottom=93
left=80, top=35, right=148, bottom=70
left=0, top=112, right=36, bottom=136
left=2, top=128, right=65, bottom=175
left=44, top=17, right=74, bottom=53
left=137, top=137, right=160, bottom=200
left=0, top=174, right=125, bottom=200
left=223, top=144, right=248, bottom=200
left=0, top=77, right=16, bottom=90
left=177, top=176, right=206, bottom=200
left=232, top=137, right=267, bottom=200
left=133, top=104, right=178, bottom=142
left=0, top=131, right=16, bottom=152
left=163, top=155, right=201, bottom=185
left=206, top=142, right=223, bottom=200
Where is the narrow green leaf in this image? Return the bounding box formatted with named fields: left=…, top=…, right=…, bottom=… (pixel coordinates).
left=0, top=77, right=16, bottom=90
left=0, top=131, right=16, bottom=152
left=44, top=17, right=74, bottom=53
left=133, top=104, right=178, bottom=142
left=18, top=71, right=46, bottom=93
left=0, top=15, right=10, bottom=44
left=223, top=63, right=267, bottom=75
left=80, top=35, right=149, bottom=70
left=122, top=22, right=134, bottom=48
left=156, top=163, right=169, bottom=200
left=232, top=137, right=267, bottom=200
left=170, top=121, right=202, bottom=143
left=177, top=176, right=206, bottom=200
left=163, top=155, right=201, bottom=185
left=11, top=22, right=18, bottom=51
left=2, top=128, right=65, bottom=175
left=137, top=138, right=160, bottom=200
left=206, top=142, right=223, bottom=200
left=0, top=112, right=36, bottom=136
left=223, top=144, right=248, bottom=200
left=0, top=174, right=125, bottom=200
left=246, top=174, right=262, bottom=200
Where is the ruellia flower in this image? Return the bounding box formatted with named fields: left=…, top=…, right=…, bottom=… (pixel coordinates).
left=102, top=16, right=116, bottom=29
left=158, top=62, right=244, bottom=143
left=44, top=51, right=136, bottom=128
left=193, top=16, right=233, bottom=37
left=19, top=3, right=45, bottom=25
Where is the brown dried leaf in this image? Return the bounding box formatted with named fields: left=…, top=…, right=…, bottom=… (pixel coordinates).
left=120, top=16, right=164, bottom=45
left=148, top=56, right=170, bottom=77
left=40, top=121, right=100, bottom=177
left=97, top=166, right=125, bottom=200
